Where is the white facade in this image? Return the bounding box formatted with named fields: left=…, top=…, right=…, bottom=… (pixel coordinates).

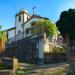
left=16, top=14, right=24, bottom=34
left=7, top=9, right=47, bottom=41
left=23, top=18, right=42, bottom=37
left=7, top=28, right=15, bottom=39
left=16, top=9, right=30, bottom=35
left=7, top=9, right=30, bottom=41
left=7, top=28, right=16, bottom=43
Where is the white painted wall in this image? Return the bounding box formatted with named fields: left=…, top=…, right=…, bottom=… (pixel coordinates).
left=16, top=14, right=24, bottom=35
left=38, top=33, right=51, bottom=59
left=7, top=29, right=15, bottom=39
left=23, top=18, right=42, bottom=37
left=38, top=39, right=44, bottom=59
left=44, top=39, right=50, bottom=53
left=24, top=14, right=30, bottom=22
left=16, top=13, right=30, bottom=35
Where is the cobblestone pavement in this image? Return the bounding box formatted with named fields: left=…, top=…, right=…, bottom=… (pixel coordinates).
left=0, top=63, right=69, bottom=75
left=18, top=63, right=69, bottom=75
left=25, top=65, right=68, bottom=75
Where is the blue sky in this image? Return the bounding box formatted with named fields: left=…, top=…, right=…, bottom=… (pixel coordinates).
left=0, top=0, right=75, bottom=30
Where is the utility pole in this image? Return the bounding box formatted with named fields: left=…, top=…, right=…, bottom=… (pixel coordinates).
left=32, top=7, right=36, bottom=15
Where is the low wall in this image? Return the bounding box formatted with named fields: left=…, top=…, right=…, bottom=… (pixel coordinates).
left=44, top=53, right=67, bottom=63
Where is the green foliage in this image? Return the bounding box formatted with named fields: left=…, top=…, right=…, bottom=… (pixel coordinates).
left=0, top=25, right=2, bottom=30
left=0, top=25, right=7, bottom=52
left=0, top=62, right=7, bottom=70
left=0, top=25, right=7, bottom=43
left=53, top=45, right=66, bottom=53
left=48, top=42, right=66, bottom=53
left=0, top=31, right=7, bottom=44
left=52, top=68, right=68, bottom=75
left=56, top=9, right=75, bottom=40
left=30, top=20, right=59, bottom=37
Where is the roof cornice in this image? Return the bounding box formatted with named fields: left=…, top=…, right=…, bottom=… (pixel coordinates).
left=15, top=11, right=30, bottom=17
left=6, top=27, right=16, bottom=32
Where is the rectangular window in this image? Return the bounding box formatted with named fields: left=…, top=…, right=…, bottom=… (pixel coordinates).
left=18, top=30, right=21, bottom=34
left=27, top=17, right=29, bottom=20
left=18, top=16, right=21, bottom=22
left=26, top=28, right=29, bottom=34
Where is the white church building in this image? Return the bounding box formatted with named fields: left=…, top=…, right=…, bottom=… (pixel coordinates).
left=4, top=9, right=62, bottom=64
left=7, top=9, right=49, bottom=42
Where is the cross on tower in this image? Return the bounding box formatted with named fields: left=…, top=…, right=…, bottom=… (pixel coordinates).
left=32, top=7, right=36, bottom=15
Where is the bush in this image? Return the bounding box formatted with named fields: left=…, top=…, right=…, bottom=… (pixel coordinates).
left=0, top=62, right=7, bottom=70
left=53, top=45, right=66, bottom=53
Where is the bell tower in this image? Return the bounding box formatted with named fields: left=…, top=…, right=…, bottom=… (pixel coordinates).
left=15, top=8, right=30, bottom=35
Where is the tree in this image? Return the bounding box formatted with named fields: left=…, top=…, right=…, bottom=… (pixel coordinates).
left=30, top=19, right=59, bottom=37
left=56, top=9, right=75, bottom=40
left=0, top=25, right=7, bottom=52
left=56, top=9, right=75, bottom=74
